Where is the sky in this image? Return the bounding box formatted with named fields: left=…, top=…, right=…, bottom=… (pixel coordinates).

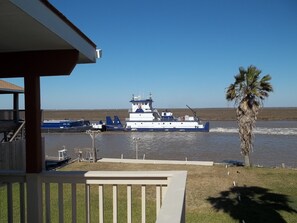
left=1, top=0, right=297, bottom=109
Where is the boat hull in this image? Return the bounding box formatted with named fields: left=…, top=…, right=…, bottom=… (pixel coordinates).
left=41, top=126, right=92, bottom=133
left=42, top=119, right=92, bottom=133
left=126, top=122, right=210, bottom=132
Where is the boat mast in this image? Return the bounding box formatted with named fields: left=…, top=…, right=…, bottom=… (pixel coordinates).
left=186, top=104, right=199, bottom=121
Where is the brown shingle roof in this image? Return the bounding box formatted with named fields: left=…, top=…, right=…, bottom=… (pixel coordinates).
left=0, top=80, right=24, bottom=93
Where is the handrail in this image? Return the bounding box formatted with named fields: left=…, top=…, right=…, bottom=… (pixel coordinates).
left=0, top=170, right=187, bottom=223
left=156, top=171, right=187, bottom=223
left=9, top=121, right=25, bottom=142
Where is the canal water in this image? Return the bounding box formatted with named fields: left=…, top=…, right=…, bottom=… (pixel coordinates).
left=44, top=121, right=297, bottom=168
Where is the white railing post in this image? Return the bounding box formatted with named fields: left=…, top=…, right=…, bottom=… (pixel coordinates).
left=162, top=185, right=167, bottom=202
left=26, top=174, right=43, bottom=223
left=141, top=185, right=146, bottom=223
left=113, top=185, right=118, bottom=223
left=156, top=185, right=161, bottom=216
left=1, top=170, right=187, bottom=223
left=127, top=185, right=132, bottom=223
left=99, top=185, right=104, bottom=223
left=155, top=171, right=187, bottom=223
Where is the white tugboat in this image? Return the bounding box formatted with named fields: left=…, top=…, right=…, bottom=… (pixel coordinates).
left=125, top=94, right=209, bottom=132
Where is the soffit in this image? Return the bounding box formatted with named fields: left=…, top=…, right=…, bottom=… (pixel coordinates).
left=0, top=0, right=97, bottom=63
left=0, top=80, right=24, bottom=94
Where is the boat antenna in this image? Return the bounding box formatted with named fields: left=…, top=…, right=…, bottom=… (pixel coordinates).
left=186, top=105, right=199, bottom=121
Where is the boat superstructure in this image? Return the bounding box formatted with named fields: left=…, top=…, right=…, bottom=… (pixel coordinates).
left=125, top=94, right=209, bottom=132
left=91, top=116, right=124, bottom=131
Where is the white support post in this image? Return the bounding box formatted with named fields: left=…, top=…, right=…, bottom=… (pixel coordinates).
left=113, top=185, right=118, bottom=223
left=156, top=185, right=161, bottom=217
left=99, top=185, right=104, bottom=223
left=133, top=137, right=140, bottom=159
left=141, top=185, right=146, bottom=223
left=127, top=185, right=132, bottom=223
left=162, top=185, right=167, bottom=203
left=26, top=174, right=43, bottom=223
left=86, top=130, right=100, bottom=162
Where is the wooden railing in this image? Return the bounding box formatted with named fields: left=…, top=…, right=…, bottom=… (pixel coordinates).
left=0, top=170, right=187, bottom=223
left=9, top=121, right=25, bottom=142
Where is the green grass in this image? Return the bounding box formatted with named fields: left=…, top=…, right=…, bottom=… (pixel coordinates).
left=1, top=163, right=297, bottom=222
left=62, top=162, right=297, bottom=223
left=0, top=183, right=24, bottom=223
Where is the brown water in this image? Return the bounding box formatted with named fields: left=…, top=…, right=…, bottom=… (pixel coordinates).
left=44, top=121, right=297, bottom=167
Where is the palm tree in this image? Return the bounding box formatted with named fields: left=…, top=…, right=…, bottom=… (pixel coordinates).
left=226, top=65, right=273, bottom=167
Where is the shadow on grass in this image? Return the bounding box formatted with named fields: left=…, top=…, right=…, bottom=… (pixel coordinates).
left=207, top=186, right=297, bottom=223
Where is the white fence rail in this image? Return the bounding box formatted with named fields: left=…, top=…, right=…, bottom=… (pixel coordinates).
left=0, top=170, right=187, bottom=223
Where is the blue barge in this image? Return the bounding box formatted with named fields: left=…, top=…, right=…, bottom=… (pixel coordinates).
left=42, top=119, right=92, bottom=132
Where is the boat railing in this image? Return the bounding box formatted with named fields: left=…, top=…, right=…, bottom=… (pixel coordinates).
left=0, top=170, right=187, bottom=223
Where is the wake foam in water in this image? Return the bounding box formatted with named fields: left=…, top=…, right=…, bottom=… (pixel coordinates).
left=210, top=127, right=297, bottom=135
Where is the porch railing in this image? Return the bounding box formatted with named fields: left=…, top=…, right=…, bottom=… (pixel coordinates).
left=0, top=170, right=187, bottom=223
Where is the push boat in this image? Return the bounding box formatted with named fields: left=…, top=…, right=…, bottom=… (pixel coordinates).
left=92, top=116, right=124, bottom=131
left=125, top=94, right=209, bottom=132
left=41, top=119, right=92, bottom=132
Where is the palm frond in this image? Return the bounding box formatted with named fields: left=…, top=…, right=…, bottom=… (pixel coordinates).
left=261, top=74, right=272, bottom=82
left=260, top=75, right=273, bottom=93
left=226, top=65, right=273, bottom=109
left=235, top=67, right=246, bottom=85
left=226, top=84, right=236, bottom=101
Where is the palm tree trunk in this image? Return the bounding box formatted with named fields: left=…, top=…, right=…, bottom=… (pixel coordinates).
left=244, top=154, right=251, bottom=167
left=237, top=101, right=258, bottom=167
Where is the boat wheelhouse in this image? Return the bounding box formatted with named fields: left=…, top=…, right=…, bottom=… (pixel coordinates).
left=125, top=94, right=209, bottom=132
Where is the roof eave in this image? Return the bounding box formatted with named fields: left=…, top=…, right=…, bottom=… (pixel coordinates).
left=10, top=0, right=97, bottom=64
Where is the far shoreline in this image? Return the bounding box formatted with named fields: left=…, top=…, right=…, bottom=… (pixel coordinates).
left=41, top=107, right=297, bottom=122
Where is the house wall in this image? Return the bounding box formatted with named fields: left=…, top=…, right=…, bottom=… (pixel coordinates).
left=0, top=110, right=25, bottom=120
left=0, top=139, right=26, bottom=170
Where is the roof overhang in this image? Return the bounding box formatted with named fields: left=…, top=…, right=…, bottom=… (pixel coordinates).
left=0, top=79, right=24, bottom=94
left=0, top=0, right=98, bottom=77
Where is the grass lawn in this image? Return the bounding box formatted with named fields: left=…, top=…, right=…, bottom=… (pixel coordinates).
left=61, top=161, right=297, bottom=223
left=1, top=162, right=296, bottom=222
